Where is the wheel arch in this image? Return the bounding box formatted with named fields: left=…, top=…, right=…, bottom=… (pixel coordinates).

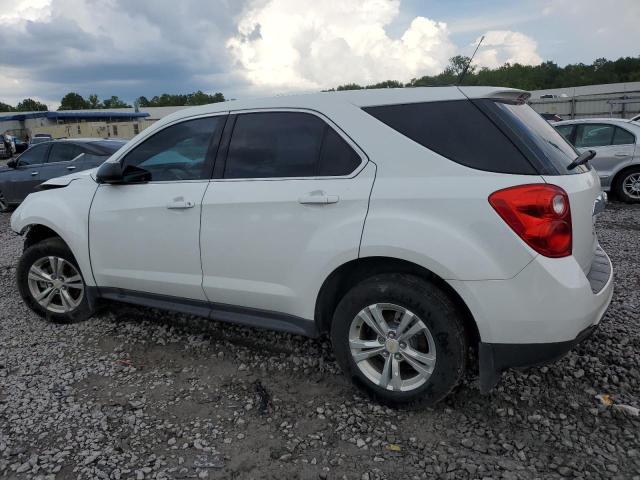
left=611, top=163, right=640, bottom=196
left=314, top=256, right=480, bottom=348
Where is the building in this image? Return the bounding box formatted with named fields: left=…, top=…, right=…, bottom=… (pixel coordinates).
left=528, top=81, right=640, bottom=120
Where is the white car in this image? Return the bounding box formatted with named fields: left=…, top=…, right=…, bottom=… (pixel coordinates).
left=10, top=87, right=613, bottom=405
left=554, top=118, right=640, bottom=202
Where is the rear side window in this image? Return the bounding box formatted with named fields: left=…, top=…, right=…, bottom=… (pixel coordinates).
left=225, top=112, right=325, bottom=178
left=575, top=124, right=615, bottom=148
left=363, top=100, right=536, bottom=175
left=48, top=143, right=84, bottom=163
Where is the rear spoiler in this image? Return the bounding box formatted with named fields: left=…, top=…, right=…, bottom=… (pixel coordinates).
left=457, top=87, right=531, bottom=104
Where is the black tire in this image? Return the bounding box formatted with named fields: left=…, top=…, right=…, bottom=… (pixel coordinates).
left=17, top=237, right=94, bottom=323
left=331, top=273, right=468, bottom=407
left=614, top=167, right=640, bottom=203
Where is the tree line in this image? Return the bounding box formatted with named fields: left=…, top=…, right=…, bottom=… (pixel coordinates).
left=329, top=56, right=640, bottom=92
left=1, top=56, right=639, bottom=113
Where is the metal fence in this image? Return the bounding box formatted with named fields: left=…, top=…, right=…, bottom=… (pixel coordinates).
left=529, top=92, right=640, bottom=120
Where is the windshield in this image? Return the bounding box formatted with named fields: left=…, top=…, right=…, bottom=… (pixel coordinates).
left=475, top=100, right=588, bottom=175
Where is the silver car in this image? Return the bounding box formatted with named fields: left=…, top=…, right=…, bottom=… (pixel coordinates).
left=554, top=118, right=640, bottom=202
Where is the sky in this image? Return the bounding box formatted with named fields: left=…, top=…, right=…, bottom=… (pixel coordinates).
left=0, top=0, right=638, bottom=109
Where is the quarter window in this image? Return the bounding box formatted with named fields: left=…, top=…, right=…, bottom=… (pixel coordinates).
left=122, top=116, right=225, bottom=182
left=613, top=127, right=635, bottom=145
left=319, top=128, right=361, bottom=176
left=224, top=112, right=325, bottom=179
left=555, top=125, right=575, bottom=143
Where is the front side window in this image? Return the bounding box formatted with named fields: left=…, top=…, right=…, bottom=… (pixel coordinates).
left=48, top=143, right=84, bottom=163
left=575, top=124, right=615, bottom=148
left=225, top=112, right=325, bottom=179
left=122, top=116, right=225, bottom=181
left=18, top=144, right=48, bottom=166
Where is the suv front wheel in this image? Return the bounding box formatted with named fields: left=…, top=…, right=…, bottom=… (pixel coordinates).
left=17, top=237, right=94, bottom=323
left=331, top=274, right=468, bottom=406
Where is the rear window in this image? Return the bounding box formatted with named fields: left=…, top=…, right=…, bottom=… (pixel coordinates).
left=475, top=100, right=587, bottom=175
left=363, top=100, right=536, bottom=175
left=364, top=99, right=588, bottom=175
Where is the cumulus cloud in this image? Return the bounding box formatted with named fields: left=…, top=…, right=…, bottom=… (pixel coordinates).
left=473, top=30, right=542, bottom=69
left=227, top=0, right=456, bottom=90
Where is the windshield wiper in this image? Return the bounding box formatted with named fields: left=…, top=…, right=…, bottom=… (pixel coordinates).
left=567, top=149, right=596, bottom=170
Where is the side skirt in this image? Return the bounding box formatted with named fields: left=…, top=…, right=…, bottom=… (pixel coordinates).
left=92, top=287, right=319, bottom=338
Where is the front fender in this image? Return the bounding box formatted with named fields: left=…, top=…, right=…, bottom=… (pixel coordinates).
left=11, top=178, right=98, bottom=286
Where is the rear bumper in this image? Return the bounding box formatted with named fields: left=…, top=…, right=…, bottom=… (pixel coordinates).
left=478, top=324, right=597, bottom=393
left=450, top=245, right=614, bottom=392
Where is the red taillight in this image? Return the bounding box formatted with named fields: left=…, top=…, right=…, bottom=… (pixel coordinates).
left=489, top=184, right=572, bottom=258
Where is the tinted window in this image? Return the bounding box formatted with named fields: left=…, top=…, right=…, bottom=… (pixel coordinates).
left=575, top=124, right=614, bottom=148
left=319, top=128, right=361, bottom=176
left=225, top=112, right=325, bottom=179
left=555, top=125, right=575, bottom=143
left=48, top=143, right=84, bottom=163
left=18, top=144, right=48, bottom=165
left=122, top=116, right=224, bottom=181
left=88, top=141, right=126, bottom=154
left=363, top=100, right=536, bottom=175
left=477, top=100, right=584, bottom=175
left=613, top=127, right=635, bottom=145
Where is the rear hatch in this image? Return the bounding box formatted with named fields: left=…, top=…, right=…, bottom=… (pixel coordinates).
left=464, top=89, right=600, bottom=273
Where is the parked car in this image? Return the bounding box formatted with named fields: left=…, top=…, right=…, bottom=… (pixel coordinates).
left=0, top=138, right=125, bottom=212
left=554, top=118, right=640, bottom=202
left=630, top=114, right=640, bottom=123
left=10, top=87, right=613, bottom=406
left=10, top=136, right=29, bottom=154
left=540, top=112, right=563, bottom=122
left=30, top=133, right=53, bottom=146
left=0, top=134, right=11, bottom=159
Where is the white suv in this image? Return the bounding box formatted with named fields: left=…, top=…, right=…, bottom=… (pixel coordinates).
left=10, top=87, right=613, bottom=405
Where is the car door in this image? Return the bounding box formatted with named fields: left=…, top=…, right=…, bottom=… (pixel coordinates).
left=200, top=110, right=375, bottom=321
left=3, top=143, right=50, bottom=203
left=38, top=142, right=85, bottom=182
left=90, top=114, right=227, bottom=300
left=574, top=123, right=634, bottom=183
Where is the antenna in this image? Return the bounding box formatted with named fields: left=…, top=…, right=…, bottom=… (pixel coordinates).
left=457, top=35, right=484, bottom=85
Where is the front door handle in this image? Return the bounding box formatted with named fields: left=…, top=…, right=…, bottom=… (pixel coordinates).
left=67, top=166, right=76, bottom=171
left=31, top=171, right=39, bottom=176
left=299, top=193, right=339, bottom=205
left=614, top=152, right=630, bottom=157
left=166, top=197, right=195, bottom=209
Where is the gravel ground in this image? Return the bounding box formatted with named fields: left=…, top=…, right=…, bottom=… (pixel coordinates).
left=0, top=202, right=639, bottom=480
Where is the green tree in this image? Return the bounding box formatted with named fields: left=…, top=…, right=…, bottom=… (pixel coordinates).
left=335, top=83, right=363, bottom=91
left=16, top=98, right=48, bottom=112
left=88, top=94, right=102, bottom=109
left=102, top=96, right=131, bottom=108
left=59, top=92, right=89, bottom=110
left=0, top=101, right=15, bottom=112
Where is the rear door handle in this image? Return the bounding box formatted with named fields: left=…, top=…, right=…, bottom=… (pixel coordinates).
left=614, top=152, right=630, bottom=157
left=298, top=194, right=339, bottom=205
left=31, top=171, right=39, bottom=176
left=67, top=166, right=76, bottom=171
left=166, top=198, right=195, bottom=209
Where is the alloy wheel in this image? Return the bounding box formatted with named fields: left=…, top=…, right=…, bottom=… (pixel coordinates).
left=27, top=256, right=84, bottom=314
left=622, top=172, right=640, bottom=200
left=348, top=303, right=436, bottom=392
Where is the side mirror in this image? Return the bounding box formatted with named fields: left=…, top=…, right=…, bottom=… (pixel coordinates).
left=96, top=161, right=151, bottom=184
left=6, top=159, right=17, bottom=168
left=96, top=161, right=124, bottom=184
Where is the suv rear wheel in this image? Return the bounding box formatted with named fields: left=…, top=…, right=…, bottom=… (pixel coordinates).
left=17, top=237, right=94, bottom=323
left=331, top=273, right=467, bottom=406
